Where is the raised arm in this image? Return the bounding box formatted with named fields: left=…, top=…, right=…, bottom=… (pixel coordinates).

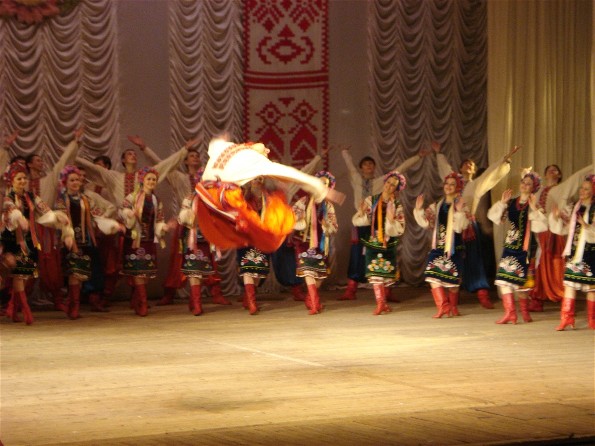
left=547, top=164, right=594, bottom=212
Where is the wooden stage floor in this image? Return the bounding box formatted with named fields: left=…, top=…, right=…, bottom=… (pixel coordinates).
left=1, top=287, right=594, bottom=446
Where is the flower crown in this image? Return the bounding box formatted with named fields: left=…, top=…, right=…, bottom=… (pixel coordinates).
left=3, top=161, right=27, bottom=187
left=384, top=171, right=406, bottom=191
left=444, top=172, right=464, bottom=193
left=315, top=170, right=336, bottom=189
left=59, top=165, right=81, bottom=193
left=137, top=166, right=159, bottom=185
left=521, top=167, right=541, bottom=193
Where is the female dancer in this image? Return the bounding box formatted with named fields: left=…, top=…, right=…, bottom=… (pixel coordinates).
left=487, top=170, right=548, bottom=324
left=177, top=170, right=218, bottom=316
left=353, top=172, right=406, bottom=315
left=549, top=174, right=595, bottom=330
left=292, top=170, right=338, bottom=315
left=55, top=166, right=122, bottom=319
left=120, top=167, right=169, bottom=316
left=414, top=173, right=469, bottom=318
left=2, top=162, right=71, bottom=324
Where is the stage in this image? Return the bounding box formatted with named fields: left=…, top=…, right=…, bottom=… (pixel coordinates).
left=1, top=287, right=593, bottom=445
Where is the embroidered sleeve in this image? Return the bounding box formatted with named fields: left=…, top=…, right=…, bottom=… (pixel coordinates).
left=292, top=196, right=307, bottom=231
left=385, top=202, right=405, bottom=237
left=487, top=200, right=508, bottom=225
left=351, top=196, right=372, bottom=227
left=322, top=202, right=338, bottom=235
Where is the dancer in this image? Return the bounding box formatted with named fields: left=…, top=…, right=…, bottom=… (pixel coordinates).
left=176, top=171, right=219, bottom=316
left=292, top=170, right=338, bottom=314
left=119, top=167, right=169, bottom=316
left=195, top=138, right=339, bottom=253
left=549, top=174, right=595, bottom=330
left=54, top=166, right=122, bottom=319
left=273, top=151, right=324, bottom=303
left=341, top=147, right=425, bottom=301
left=2, top=162, right=71, bottom=324
left=434, top=143, right=520, bottom=309
left=488, top=169, right=548, bottom=324
left=530, top=163, right=594, bottom=311
left=414, top=173, right=469, bottom=318
left=353, top=172, right=406, bottom=315
left=26, top=129, right=82, bottom=311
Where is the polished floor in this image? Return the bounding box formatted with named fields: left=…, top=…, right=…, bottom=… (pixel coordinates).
left=1, top=287, right=594, bottom=446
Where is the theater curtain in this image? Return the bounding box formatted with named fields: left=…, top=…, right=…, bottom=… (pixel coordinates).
left=0, top=0, right=120, bottom=166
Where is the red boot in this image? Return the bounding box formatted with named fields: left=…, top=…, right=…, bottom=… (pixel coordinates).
left=134, top=284, right=148, bottom=317
left=189, top=284, right=203, bottom=316
left=519, top=298, right=532, bottom=322
left=51, top=289, right=67, bottom=312
left=495, top=293, right=517, bottom=324
left=373, top=284, right=391, bottom=315
left=17, top=291, right=33, bottom=325
left=5, top=289, right=21, bottom=322
left=291, top=284, right=306, bottom=302
left=555, top=298, right=575, bottom=331
left=430, top=287, right=450, bottom=318
left=157, top=287, right=176, bottom=306
left=476, top=289, right=494, bottom=309
left=306, top=284, right=322, bottom=315
left=587, top=299, right=595, bottom=330
left=210, top=283, right=231, bottom=305
left=339, top=279, right=358, bottom=301
left=386, top=286, right=400, bottom=303
left=245, top=283, right=258, bottom=315
left=67, top=284, right=81, bottom=320
left=448, top=289, right=460, bottom=316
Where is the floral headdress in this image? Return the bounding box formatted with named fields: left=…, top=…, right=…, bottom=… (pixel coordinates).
left=137, top=166, right=159, bottom=185
left=521, top=168, right=541, bottom=193
left=444, top=172, right=464, bottom=193
left=3, top=161, right=27, bottom=187
left=384, top=171, right=406, bottom=191
left=315, top=170, right=336, bottom=190
left=59, top=165, right=81, bottom=193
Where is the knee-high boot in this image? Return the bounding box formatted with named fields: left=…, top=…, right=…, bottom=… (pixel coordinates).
left=189, top=284, right=203, bottom=316
left=157, top=287, right=176, bottom=306
left=339, top=279, right=358, bottom=301
left=495, top=293, right=517, bottom=324
left=5, top=289, right=21, bottom=322
left=587, top=299, right=595, bottom=330
left=306, top=284, right=322, bottom=315
left=210, top=283, right=231, bottom=305
left=430, top=287, right=450, bottom=318
left=67, top=283, right=81, bottom=320
left=476, top=289, right=494, bottom=309
left=448, top=289, right=460, bottom=316
left=555, top=297, right=575, bottom=331
left=134, top=284, right=148, bottom=317
left=373, top=284, right=391, bottom=315
left=519, top=297, right=532, bottom=322
left=51, top=289, right=67, bottom=312
left=17, top=291, right=33, bottom=325
left=245, top=283, right=258, bottom=315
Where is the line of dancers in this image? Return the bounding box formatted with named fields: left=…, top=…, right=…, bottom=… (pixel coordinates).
left=0, top=130, right=593, bottom=331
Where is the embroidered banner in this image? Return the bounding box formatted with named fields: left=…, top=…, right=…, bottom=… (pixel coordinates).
left=243, top=0, right=329, bottom=169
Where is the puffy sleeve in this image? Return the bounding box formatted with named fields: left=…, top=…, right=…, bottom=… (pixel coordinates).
left=322, top=201, right=338, bottom=235
left=178, top=194, right=195, bottom=227
left=488, top=200, right=507, bottom=225
left=352, top=196, right=372, bottom=227
left=436, top=153, right=453, bottom=181
left=385, top=201, right=405, bottom=237
left=414, top=203, right=436, bottom=230
left=529, top=208, right=548, bottom=233
left=467, top=156, right=511, bottom=215
left=119, top=194, right=136, bottom=229
left=154, top=146, right=188, bottom=184
left=292, top=196, right=307, bottom=231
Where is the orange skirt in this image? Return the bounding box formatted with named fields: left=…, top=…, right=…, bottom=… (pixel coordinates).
left=195, top=184, right=295, bottom=253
